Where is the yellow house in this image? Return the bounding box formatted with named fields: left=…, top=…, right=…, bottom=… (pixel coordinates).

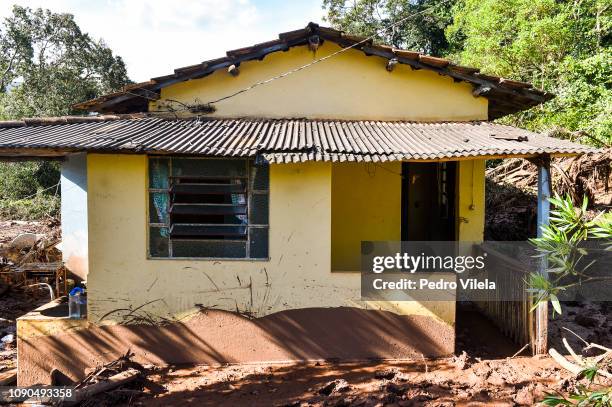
left=0, top=23, right=592, bottom=385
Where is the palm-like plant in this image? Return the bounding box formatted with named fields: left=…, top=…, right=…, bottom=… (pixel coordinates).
left=528, top=194, right=611, bottom=316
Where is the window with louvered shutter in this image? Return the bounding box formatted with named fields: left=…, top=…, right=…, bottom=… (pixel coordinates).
left=148, top=156, right=269, bottom=259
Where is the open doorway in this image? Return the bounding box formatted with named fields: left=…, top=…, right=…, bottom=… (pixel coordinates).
left=401, top=162, right=456, bottom=241
left=401, top=161, right=525, bottom=357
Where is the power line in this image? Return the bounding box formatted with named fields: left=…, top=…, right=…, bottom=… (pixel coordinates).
left=17, top=181, right=60, bottom=200
left=207, top=2, right=450, bottom=105
left=120, top=1, right=450, bottom=112
left=123, top=89, right=159, bottom=103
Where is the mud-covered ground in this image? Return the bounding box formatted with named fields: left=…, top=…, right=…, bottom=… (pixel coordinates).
left=549, top=302, right=612, bottom=354
left=0, top=288, right=47, bottom=374
left=4, top=287, right=610, bottom=406
left=133, top=357, right=573, bottom=406
left=127, top=304, right=611, bottom=407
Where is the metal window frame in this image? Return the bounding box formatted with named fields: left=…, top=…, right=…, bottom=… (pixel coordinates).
left=147, top=155, right=269, bottom=261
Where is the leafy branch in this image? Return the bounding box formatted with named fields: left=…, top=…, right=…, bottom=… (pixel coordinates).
left=528, top=194, right=611, bottom=316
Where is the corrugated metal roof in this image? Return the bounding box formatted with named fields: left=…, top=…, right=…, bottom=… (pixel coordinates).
left=0, top=117, right=594, bottom=162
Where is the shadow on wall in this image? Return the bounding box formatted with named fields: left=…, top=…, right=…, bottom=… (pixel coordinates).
left=18, top=307, right=453, bottom=385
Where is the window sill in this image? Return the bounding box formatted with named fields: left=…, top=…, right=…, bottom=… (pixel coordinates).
left=147, top=256, right=270, bottom=262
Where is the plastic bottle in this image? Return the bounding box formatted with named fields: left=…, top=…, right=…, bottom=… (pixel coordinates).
left=68, top=287, right=86, bottom=319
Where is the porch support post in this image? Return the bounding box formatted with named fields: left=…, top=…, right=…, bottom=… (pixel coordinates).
left=537, top=155, right=552, bottom=238
left=533, top=154, right=551, bottom=355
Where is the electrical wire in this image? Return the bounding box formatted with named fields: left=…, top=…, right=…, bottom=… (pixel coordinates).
left=120, top=0, right=451, bottom=111
left=364, top=161, right=404, bottom=178
left=207, top=1, right=450, bottom=105
left=17, top=181, right=61, bottom=200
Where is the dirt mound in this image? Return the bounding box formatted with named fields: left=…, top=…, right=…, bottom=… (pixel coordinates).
left=485, top=179, right=537, bottom=240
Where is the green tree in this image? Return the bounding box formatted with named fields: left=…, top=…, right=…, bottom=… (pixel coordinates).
left=322, top=0, right=455, bottom=55
left=446, top=0, right=611, bottom=146
left=0, top=5, right=130, bottom=219
left=526, top=51, right=612, bottom=146
left=0, top=5, right=130, bottom=118
left=323, top=0, right=611, bottom=146
left=529, top=196, right=612, bottom=406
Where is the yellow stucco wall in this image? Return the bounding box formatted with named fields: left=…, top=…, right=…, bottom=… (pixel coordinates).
left=331, top=162, right=402, bottom=271
left=86, top=154, right=452, bottom=326
left=152, top=42, right=488, bottom=121
left=456, top=160, right=486, bottom=241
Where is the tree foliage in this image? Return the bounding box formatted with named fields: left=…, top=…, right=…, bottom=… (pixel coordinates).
left=0, top=5, right=130, bottom=118
left=323, top=0, right=611, bottom=146
left=447, top=0, right=611, bottom=146
left=0, top=5, right=130, bottom=219
left=322, top=0, right=454, bottom=55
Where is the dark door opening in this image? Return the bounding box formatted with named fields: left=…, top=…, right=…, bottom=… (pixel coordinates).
left=401, top=162, right=456, bottom=241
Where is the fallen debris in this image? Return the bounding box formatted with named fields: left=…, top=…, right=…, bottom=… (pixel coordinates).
left=70, top=368, right=141, bottom=405
left=549, top=333, right=612, bottom=379
left=0, top=219, right=61, bottom=265
left=0, top=219, right=65, bottom=306
left=317, top=378, right=351, bottom=396
left=0, top=368, right=16, bottom=385
left=8, top=233, right=45, bottom=251
left=373, top=368, right=397, bottom=380
left=487, top=149, right=611, bottom=207
left=485, top=149, right=611, bottom=240
left=0, top=284, right=47, bottom=373
left=58, top=350, right=159, bottom=407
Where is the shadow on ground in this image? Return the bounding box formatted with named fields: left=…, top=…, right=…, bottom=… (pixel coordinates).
left=135, top=356, right=566, bottom=407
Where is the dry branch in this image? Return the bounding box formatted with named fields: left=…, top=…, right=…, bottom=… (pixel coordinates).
left=56, top=349, right=157, bottom=406
left=549, top=348, right=584, bottom=376
left=487, top=149, right=611, bottom=207
left=549, top=332, right=612, bottom=379
left=69, top=368, right=141, bottom=405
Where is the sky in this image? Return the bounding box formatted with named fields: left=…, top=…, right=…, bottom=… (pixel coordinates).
left=0, top=0, right=325, bottom=81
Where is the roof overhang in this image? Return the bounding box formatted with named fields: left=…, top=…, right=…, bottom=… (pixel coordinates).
left=0, top=115, right=595, bottom=163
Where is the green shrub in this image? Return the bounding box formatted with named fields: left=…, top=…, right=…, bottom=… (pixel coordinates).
left=0, top=161, right=61, bottom=220
left=0, top=194, right=60, bottom=220
left=0, top=161, right=60, bottom=200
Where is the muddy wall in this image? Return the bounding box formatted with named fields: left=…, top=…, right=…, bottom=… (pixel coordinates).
left=18, top=308, right=454, bottom=386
